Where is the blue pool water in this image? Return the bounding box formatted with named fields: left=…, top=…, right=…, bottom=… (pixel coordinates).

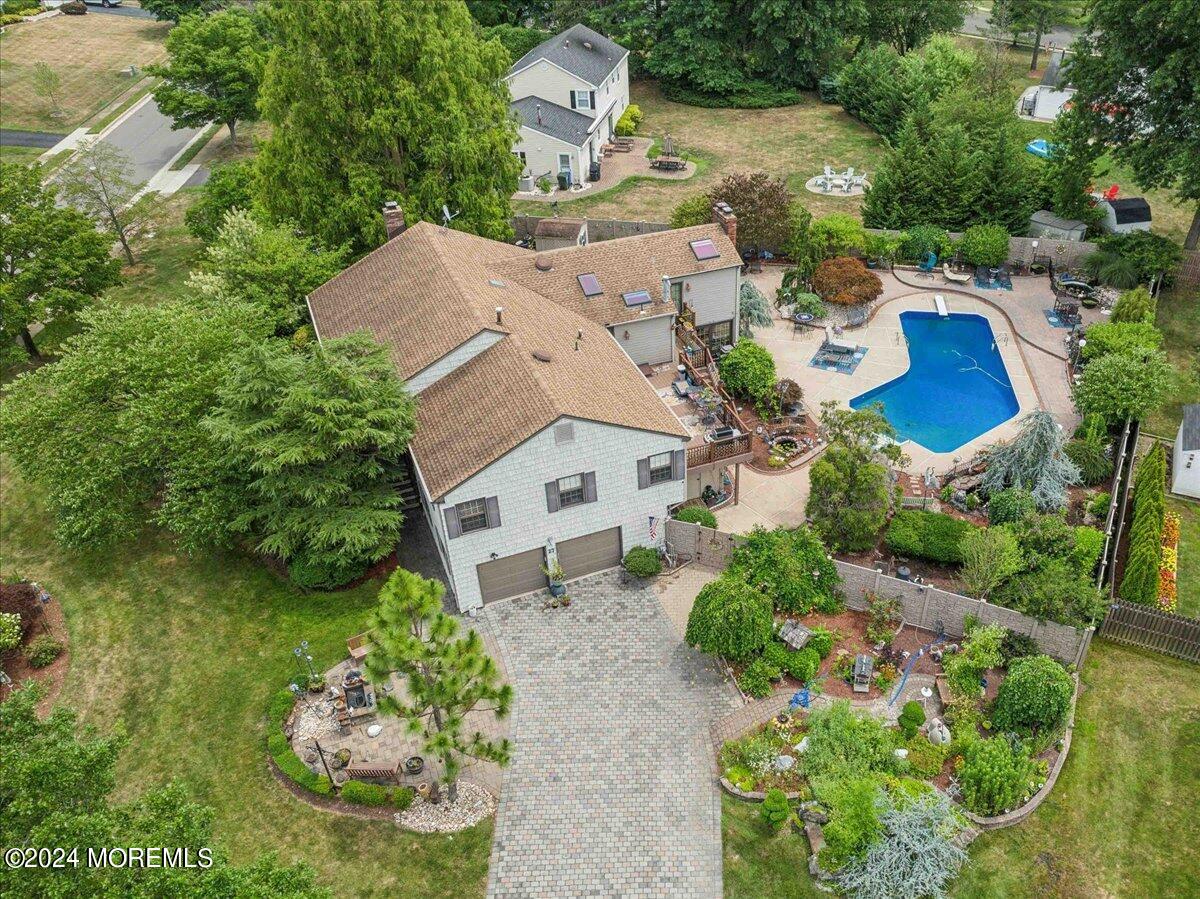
left=850, top=311, right=1019, bottom=453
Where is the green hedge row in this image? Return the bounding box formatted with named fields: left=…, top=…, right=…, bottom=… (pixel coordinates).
left=266, top=688, right=414, bottom=808
left=885, top=511, right=977, bottom=565
left=1119, top=444, right=1167, bottom=604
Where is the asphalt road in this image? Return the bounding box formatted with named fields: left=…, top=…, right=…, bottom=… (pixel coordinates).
left=100, top=96, right=202, bottom=187
left=962, top=8, right=1082, bottom=51
left=0, top=129, right=65, bottom=148
left=86, top=4, right=156, bottom=18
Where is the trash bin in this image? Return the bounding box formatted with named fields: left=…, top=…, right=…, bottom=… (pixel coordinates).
left=557, top=171, right=570, bottom=191
left=588, top=161, right=601, bottom=182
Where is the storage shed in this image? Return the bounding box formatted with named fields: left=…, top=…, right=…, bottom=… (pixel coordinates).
left=1098, top=197, right=1152, bottom=235
left=1028, top=210, right=1088, bottom=242
left=1172, top=404, right=1200, bottom=499
left=533, top=217, right=588, bottom=251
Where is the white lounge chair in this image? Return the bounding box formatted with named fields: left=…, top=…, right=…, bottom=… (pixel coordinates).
left=823, top=324, right=859, bottom=353
left=943, top=264, right=972, bottom=284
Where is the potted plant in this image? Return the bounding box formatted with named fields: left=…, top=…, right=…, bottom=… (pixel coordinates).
left=307, top=674, right=326, bottom=693
left=543, top=559, right=567, bottom=597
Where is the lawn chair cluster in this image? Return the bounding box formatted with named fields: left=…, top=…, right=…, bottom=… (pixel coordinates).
left=816, top=165, right=867, bottom=194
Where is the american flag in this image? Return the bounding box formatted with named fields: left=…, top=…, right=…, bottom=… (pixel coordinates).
left=648, top=516, right=658, bottom=539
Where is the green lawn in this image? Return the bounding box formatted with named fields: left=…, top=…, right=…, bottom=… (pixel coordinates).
left=0, top=463, right=492, bottom=898
left=1145, top=285, right=1200, bottom=439
left=514, top=80, right=887, bottom=224
left=1168, top=498, right=1200, bottom=618
left=722, top=641, right=1200, bottom=898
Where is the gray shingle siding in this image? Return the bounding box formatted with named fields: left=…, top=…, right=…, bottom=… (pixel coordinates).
left=510, top=96, right=593, bottom=147
left=508, top=24, right=627, bottom=86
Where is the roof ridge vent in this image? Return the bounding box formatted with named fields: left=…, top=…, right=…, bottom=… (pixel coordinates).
left=535, top=255, right=553, bottom=272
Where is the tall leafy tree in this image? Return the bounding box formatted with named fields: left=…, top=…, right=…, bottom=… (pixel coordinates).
left=140, top=0, right=215, bottom=23
left=364, top=568, right=512, bottom=802
left=1042, top=106, right=1105, bottom=225
left=188, top=334, right=417, bottom=587
left=857, top=0, right=970, bottom=56
left=148, top=8, right=266, bottom=144
left=0, top=163, right=120, bottom=361
left=0, top=684, right=328, bottom=899
left=257, top=0, right=521, bottom=255
left=57, top=140, right=142, bottom=265
left=1074, top=347, right=1172, bottom=425
left=992, top=0, right=1077, bottom=71
left=649, top=0, right=864, bottom=98
left=188, top=209, right=347, bottom=333
left=184, top=158, right=258, bottom=243
left=0, top=299, right=271, bottom=548
left=1068, top=0, right=1200, bottom=249
left=707, top=171, right=795, bottom=252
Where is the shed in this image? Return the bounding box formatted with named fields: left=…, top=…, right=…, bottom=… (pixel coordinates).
left=533, top=217, right=588, bottom=251
left=1028, top=210, right=1088, bottom=242
left=1098, top=197, right=1152, bottom=234
left=1172, top=404, right=1200, bottom=498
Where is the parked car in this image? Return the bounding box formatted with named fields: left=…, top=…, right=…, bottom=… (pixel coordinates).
left=82, top=0, right=123, bottom=7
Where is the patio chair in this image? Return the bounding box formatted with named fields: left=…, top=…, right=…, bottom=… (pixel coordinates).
left=943, top=264, right=971, bottom=284
left=347, top=632, right=373, bottom=662
left=824, top=164, right=834, bottom=179
left=918, top=251, right=938, bottom=274
left=822, top=325, right=859, bottom=354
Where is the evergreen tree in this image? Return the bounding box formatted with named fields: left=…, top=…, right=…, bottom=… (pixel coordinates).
left=972, top=120, right=1039, bottom=233
left=1119, top=444, right=1167, bottom=604
left=1043, top=107, right=1105, bottom=226
left=981, top=410, right=1081, bottom=511
left=0, top=163, right=121, bottom=362
left=257, top=0, right=521, bottom=255
left=364, top=569, right=512, bottom=803
left=189, top=334, right=417, bottom=587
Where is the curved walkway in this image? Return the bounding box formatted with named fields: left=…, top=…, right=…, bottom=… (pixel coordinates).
left=482, top=569, right=740, bottom=897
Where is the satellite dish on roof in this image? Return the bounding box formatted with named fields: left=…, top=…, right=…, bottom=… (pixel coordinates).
left=441, top=205, right=460, bottom=230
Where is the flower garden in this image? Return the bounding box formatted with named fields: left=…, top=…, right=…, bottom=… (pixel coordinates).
left=686, top=520, right=1080, bottom=895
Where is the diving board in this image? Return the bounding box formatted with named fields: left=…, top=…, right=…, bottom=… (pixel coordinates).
left=934, top=294, right=949, bottom=317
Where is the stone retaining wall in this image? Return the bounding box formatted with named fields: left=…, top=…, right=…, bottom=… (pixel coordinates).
left=666, top=520, right=1094, bottom=668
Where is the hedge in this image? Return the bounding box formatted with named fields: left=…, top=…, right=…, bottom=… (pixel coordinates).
left=885, top=511, right=977, bottom=564
left=340, top=779, right=414, bottom=809
left=673, top=506, right=718, bottom=529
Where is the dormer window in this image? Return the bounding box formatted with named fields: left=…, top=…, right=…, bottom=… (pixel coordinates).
left=690, top=238, right=719, bottom=260
left=578, top=273, right=602, bottom=296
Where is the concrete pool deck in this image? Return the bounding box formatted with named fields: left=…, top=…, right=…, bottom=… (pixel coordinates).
left=754, top=291, right=1050, bottom=474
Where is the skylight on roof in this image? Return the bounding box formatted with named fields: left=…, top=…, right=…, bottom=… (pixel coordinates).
left=488, top=278, right=506, bottom=288
left=622, top=290, right=652, bottom=307
left=578, top=273, right=602, bottom=296
left=690, top=238, right=719, bottom=260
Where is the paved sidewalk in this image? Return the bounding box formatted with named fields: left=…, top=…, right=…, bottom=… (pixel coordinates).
left=483, top=570, right=740, bottom=897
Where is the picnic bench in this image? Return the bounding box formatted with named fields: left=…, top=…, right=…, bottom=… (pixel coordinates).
left=650, top=156, right=687, bottom=171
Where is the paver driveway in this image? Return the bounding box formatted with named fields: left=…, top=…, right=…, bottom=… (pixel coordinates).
left=483, top=570, right=741, bottom=897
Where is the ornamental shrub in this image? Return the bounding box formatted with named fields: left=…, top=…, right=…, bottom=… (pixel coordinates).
left=904, top=737, right=948, bottom=779
left=1120, top=445, right=1167, bottom=605
left=339, top=780, right=413, bottom=808
left=802, top=701, right=903, bottom=782
left=998, top=629, right=1040, bottom=666
left=0, top=612, right=21, bottom=652
left=900, top=225, right=952, bottom=263
left=815, top=775, right=885, bottom=871
left=809, top=213, right=867, bottom=258
left=958, top=224, right=1010, bottom=267
left=673, top=506, right=718, bottom=529
left=1065, top=436, right=1114, bottom=487
left=811, top=256, right=884, bottom=306
left=670, top=193, right=712, bottom=229
left=22, top=634, right=63, bottom=668
left=1071, top=526, right=1104, bottom=577
left=288, top=552, right=368, bottom=591
left=783, top=646, right=821, bottom=683
left=738, top=658, right=775, bottom=698
left=727, top=525, right=840, bottom=614
left=614, top=103, right=642, bottom=137
left=898, top=701, right=926, bottom=739
left=1109, top=285, right=1157, bottom=325
left=808, top=627, right=834, bottom=658
left=622, top=546, right=662, bottom=578
left=992, top=655, right=1073, bottom=733
left=988, top=488, right=1036, bottom=526
left=1080, top=321, right=1163, bottom=361
left=717, top=339, right=777, bottom=403
left=959, top=736, right=1038, bottom=815
left=885, top=510, right=976, bottom=564
left=1087, top=491, right=1111, bottom=521
left=942, top=623, right=1004, bottom=699
left=760, top=788, right=792, bottom=830
left=685, top=574, right=773, bottom=662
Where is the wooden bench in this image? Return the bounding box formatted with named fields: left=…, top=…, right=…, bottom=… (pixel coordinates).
left=935, top=675, right=953, bottom=707
left=347, top=632, right=373, bottom=662
left=346, top=761, right=399, bottom=782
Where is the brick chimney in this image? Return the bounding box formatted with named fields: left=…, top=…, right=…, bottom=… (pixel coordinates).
left=382, top=201, right=406, bottom=240
left=712, top=201, right=737, bottom=247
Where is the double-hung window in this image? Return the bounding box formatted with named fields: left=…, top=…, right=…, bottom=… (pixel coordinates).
left=445, top=496, right=501, bottom=538
left=648, top=452, right=674, bottom=485
left=572, top=90, right=593, bottom=110
left=545, top=472, right=597, bottom=512
left=637, top=450, right=685, bottom=489
left=557, top=474, right=586, bottom=508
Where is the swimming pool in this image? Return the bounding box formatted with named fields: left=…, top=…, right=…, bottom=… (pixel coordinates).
left=849, top=311, right=1019, bottom=453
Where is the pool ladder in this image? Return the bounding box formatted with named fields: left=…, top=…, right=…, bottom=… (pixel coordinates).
left=990, top=333, right=1009, bottom=352
left=893, top=331, right=909, bottom=346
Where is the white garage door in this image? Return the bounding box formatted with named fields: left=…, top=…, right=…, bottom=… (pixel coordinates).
left=557, top=527, right=623, bottom=581
left=476, top=546, right=546, bottom=604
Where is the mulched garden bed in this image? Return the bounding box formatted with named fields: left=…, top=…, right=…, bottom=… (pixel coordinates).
left=0, top=581, right=70, bottom=716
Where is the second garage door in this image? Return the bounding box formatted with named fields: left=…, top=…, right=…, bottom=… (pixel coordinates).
left=476, top=546, right=546, bottom=604
left=556, top=527, right=623, bottom=581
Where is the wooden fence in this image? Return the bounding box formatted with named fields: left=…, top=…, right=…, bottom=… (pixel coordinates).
left=1098, top=602, right=1200, bottom=663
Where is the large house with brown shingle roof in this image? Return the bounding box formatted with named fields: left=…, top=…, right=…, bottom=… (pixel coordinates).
left=307, top=206, right=742, bottom=611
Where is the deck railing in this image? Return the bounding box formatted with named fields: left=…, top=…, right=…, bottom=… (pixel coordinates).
left=686, top=434, right=753, bottom=469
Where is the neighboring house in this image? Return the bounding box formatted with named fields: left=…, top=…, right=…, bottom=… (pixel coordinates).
left=307, top=206, right=742, bottom=612
left=506, top=24, right=630, bottom=187
left=1097, top=197, right=1152, bottom=234
left=1018, top=49, right=1076, bottom=121
left=1172, top=405, right=1200, bottom=499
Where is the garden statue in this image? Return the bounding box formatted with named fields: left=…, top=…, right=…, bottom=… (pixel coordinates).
left=927, top=718, right=951, bottom=746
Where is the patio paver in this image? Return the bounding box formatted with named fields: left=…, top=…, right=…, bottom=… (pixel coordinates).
left=483, top=569, right=740, bottom=897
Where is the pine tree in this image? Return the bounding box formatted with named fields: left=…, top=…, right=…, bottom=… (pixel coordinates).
left=981, top=410, right=1081, bottom=511
left=257, top=0, right=521, bottom=255
left=1119, top=444, right=1166, bottom=604
left=972, top=120, right=1037, bottom=233
left=364, top=569, right=512, bottom=803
